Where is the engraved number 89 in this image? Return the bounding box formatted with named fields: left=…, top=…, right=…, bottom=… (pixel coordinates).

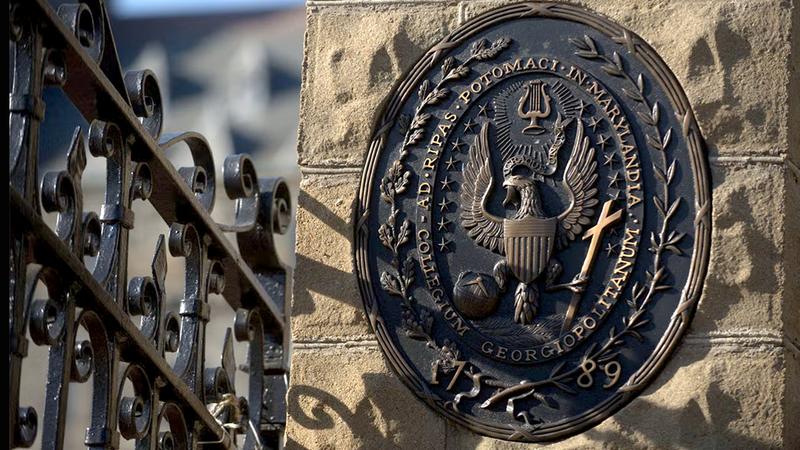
left=577, top=359, right=622, bottom=389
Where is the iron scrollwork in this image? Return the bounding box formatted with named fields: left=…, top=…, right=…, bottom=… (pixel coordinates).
left=9, top=1, right=293, bottom=448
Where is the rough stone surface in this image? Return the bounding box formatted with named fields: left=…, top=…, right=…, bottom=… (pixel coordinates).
left=790, top=0, right=799, bottom=160
left=461, top=0, right=794, bottom=157
left=285, top=344, right=785, bottom=449
left=785, top=162, right=800, bottom=447
left=292, top=0, right=798, bottom=447
left=286, top=345, right=446, bottom=449
left=298, top=4, right=459, bottom=167
left=293, top=173, right=372, bottom=342
left=692, top=164, right=787, bottom=334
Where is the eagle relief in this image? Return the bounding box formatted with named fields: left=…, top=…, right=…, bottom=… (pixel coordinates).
left=355, top=3, right=711, bottom=443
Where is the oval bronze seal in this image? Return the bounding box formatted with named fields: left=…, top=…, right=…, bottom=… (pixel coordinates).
left=354, top=2, right=711, bottom=442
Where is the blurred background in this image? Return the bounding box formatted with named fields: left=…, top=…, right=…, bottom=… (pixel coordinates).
left=21, top=1, right=305, bottom=448
left=41, top=0, right=305, bottom=207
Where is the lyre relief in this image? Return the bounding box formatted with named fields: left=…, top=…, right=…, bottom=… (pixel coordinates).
left=517, top=80, right=551, bottom=135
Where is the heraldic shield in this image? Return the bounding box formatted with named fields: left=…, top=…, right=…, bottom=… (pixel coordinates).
left=503, top=216, right=557, bottom=284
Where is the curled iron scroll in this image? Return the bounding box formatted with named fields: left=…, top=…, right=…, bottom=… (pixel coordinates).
left=158, top=132, right=217, bottom=212
left=217, top=153, right=292, bottom=270
left=236, top=177, right=292, bottom=271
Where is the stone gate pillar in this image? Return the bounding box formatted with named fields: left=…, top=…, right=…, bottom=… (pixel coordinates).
left=289, top=1, right=798, bottom=448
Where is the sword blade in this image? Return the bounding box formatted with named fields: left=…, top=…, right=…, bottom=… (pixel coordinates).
left=561, top=291, right=582, bottom=335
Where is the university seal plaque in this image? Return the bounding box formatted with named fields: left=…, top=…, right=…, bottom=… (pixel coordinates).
left=354, top=2, right=711, bottom=442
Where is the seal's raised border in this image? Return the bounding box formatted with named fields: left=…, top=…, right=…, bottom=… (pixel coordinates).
left=354, top=2, right=711, bottom=442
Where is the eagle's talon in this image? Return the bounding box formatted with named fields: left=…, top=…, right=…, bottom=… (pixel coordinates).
left=493, top=260, right=509, bottom=292
left=545, top=261, right=563, bottom=286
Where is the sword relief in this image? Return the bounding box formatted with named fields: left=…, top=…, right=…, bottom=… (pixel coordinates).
left=560, top=200, right=624, bottom=334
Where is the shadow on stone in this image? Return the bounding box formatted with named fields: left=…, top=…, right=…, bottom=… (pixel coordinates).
left=691, top=10, right=760, bottom=149
left=580, top=382, right=770, bottom=449
left=293, top=183, right=364, bottom=321
left=288, top=371, right=445, bottom=449
left=298, top=188, right=351, bottom=237
left=293, top=254, right=360, bottom=317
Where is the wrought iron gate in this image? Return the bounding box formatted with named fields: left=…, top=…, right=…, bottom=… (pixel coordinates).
left=9, top=1, right=292, bottom=448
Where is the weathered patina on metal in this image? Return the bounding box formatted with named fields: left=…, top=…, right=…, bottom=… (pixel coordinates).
left=355, top=2, right=711, bottom=442
left=9, top=1, right=292, bottom=448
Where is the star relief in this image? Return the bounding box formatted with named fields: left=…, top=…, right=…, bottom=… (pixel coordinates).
left=603, top=152, right=617, bottom=167
left=607, top=189, right=621, bottom=201
left=596, top=133, right=611, bottom=151
left=588, top=116, right=602, bottom=131
left=604, top=228, right=621, bottom=256
left=436, top=216, right=451, bottom=231
left=437, top=237, right=452, bottom=252
left=607, top=170, right=622, bottom=188
left=440, top=176, right=454, bottom=191
left=463, top=119, right=477, bottom=134
left=451, top=138, right=466, bottom=153
left=444, top=156, right=459, bottom=170
left=477, top=103, right=492, bottom=117
left=438, top=197, right=452, bottom=212
left=576, top=99, right=590, bottom=117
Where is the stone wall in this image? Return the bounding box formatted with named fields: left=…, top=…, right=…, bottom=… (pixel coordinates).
left=289, top=1, right=799, bottom=448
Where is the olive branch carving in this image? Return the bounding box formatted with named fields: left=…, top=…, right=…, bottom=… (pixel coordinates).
left=379, top=37, right=512, bottom=343
left=398, top=36, right=512, bottom=145
left=569, top=34, right=685, bottom=315
left=570, top=34, right=684, bottom=315
left=378, top=159, right=432, bottom=342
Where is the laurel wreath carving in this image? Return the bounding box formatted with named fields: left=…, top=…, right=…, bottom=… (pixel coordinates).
left=378, top=37, right=512, bottom=345
left=378, top=159, right=433, bottom=343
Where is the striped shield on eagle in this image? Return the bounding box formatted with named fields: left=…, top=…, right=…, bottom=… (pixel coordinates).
left=458, top=119, right=599, bottom=324
left=503, top=216, right=557, bottom=284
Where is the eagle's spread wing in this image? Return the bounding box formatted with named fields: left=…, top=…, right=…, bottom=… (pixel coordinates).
left=460, top=123, right=505, bottom=254
left=557, top=119, right=599, bottom=247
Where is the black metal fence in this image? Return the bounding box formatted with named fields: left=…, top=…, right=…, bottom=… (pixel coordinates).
left=9, top=1, right=292, bottom=448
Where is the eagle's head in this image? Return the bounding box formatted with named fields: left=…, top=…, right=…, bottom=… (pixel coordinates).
left=501, top=154, right=547, bottom=219
left=502, top=153, right=541, bottom=210
left=502, top=174, right=536, bottom=209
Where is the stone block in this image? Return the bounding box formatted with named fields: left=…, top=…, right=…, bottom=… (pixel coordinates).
left=444, top=344, right=785, bottom=449
left=460, top=0, right=793, bottom=156
left=286, top=345, right=447, bottom=449
left=293, top=173, right=372, bottom=342
left=691, top=163, right=787, bottom=334
left=298, top=4, right=460, bottom=167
